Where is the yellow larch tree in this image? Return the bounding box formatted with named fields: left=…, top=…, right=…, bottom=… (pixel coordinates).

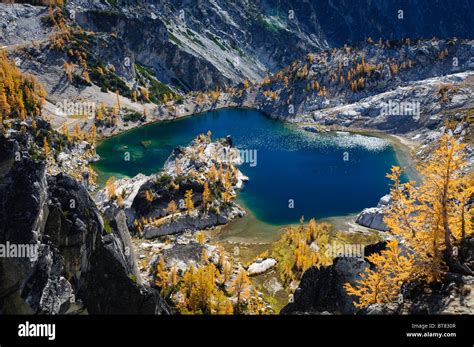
left=43, top=137, right=51, bottom=156
left=230, top=267, right=251, bottom=313
left=155, top=257, right=168, bottom=292
left=184, top=189, right=194, bottom=213
left=60, top=123, right=70, bottom=141
left=207, top=164, right=218, bottom=182
left=116, top=194, right=124, bottom=207
left=0, top=49, right=46, bottom=120
left=385, top=134, right=473, bottom=282
left=169, top=263, right=178, bottom=287
left=105, top=176, right=117, bottom=200
left=166, top=200, right=178, bottom=215
left=347, top=132, right=473, bottom=309
left=72, top=123, right=83, bottom=141
left=95, top=102, right=105, bottom=122
left=144, top=189, right=154, bottom=203
left=344, top=240, right=413, bottom=308
left=195, top=231, right=206, bottom=245
left=187, top=263, right=218, bottom=314
left=202, top=182, right=211, bottom=210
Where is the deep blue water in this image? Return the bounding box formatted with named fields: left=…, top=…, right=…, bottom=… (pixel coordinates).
left=95, top=109, right=400, bottom=225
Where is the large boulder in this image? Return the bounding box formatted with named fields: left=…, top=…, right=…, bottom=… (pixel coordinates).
left=247, top=258, right=277, bottom=276
left=355, top=194, right=390, bottom=231
left=281, top=257, right=369, bottom=314
left=355, top=207, right=389, bottom=231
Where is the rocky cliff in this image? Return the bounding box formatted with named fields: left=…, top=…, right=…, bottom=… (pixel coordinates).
left=253, top=39, right=474, bottom=121
left=0, top=124, right=169, bottom=314
left=280, top=257, right=370, bottom=314
left=66, top=0, right=474, bottom=89
left=3, top=0, right=474, bottom=96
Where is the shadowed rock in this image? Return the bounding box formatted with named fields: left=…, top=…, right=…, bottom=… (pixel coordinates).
left=0, top=132, right=170, bottom=315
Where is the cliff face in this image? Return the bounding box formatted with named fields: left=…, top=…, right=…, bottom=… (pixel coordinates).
left=66, top=0, right=474, bottom=90
left=290, top=0, right=474, bottom=46
left=281, top=257, right=370, bottom=315
left=4, top=1, right=473, bottom=95
left=0, top=126, right=169, bottom=314
left=254, top=39, right=474, bottom=120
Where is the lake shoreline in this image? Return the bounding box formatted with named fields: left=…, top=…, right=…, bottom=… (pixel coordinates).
left=215, top=125, right=420, bottom=245
left=95, top=93, right=258, bottom=142
left=94, top=106, right=422, bottom=314
left=94, top=106, right=420, bottom=245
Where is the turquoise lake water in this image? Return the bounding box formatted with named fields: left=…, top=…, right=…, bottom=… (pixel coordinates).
left=95, top=108, right=401, bottom=225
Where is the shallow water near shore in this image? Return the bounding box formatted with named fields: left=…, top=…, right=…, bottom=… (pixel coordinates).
left=95, top=108, right=405, bottom=227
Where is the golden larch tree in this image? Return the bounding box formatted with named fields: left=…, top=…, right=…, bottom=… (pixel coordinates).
left=385, top=134, right=473, bottom=282
left=184, top=189, right=194, bottom=213
left=344, top=240, right=413, bottom=308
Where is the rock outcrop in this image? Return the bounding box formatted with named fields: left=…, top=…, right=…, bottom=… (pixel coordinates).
left=97, top=135, right=247, bottom=239
left=5, top=0, right=474, bottom=106
left=247, top=258, right=277, bottom=276
left=66, top=0, right=474, bottom=90
left=355, top=194, right=391, bottom=231
left=141, top=207, right=244, bottom=239
left=257, top=39, right=474, bottom=124
left=0, top=129, right=169, bottom=314
left=281, top=257, right=369, bottom=314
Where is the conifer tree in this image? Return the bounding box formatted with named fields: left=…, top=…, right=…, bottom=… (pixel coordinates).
left=43, top=137, right=51, bottom=156
left=95, top=103, right=105, bottom=122
left=208, top=164, right=218, bottom=182
left=166, top=200, right=178, bottom=215
left=347, top=133, right=473, bottom=307
left=105, top=176, right=117, bottom=200
left=145, top=189, right=154, bottom=203
left=385, top=134, right=473, bottom=281
left=344, top=240, right=413, bottom=308
left=196, top=231, right=206, bottom=245
left=188, top=263, right=217, bottom=314
left=202, top=182, right=211, bottom=210
left=230, top=267, right=251, bottom=312
left=184, top=189, right=194, bottom=213
left=0, top=50, right=45, bottom=120
left=169, top=263, right=178, bottom=287
left=155, top=257, right=168, bottom=291
left=116, top=194, right=124, bottom=207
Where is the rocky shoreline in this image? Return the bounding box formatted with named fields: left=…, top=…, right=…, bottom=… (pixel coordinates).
left=95, top=134, right=248, bottom=236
